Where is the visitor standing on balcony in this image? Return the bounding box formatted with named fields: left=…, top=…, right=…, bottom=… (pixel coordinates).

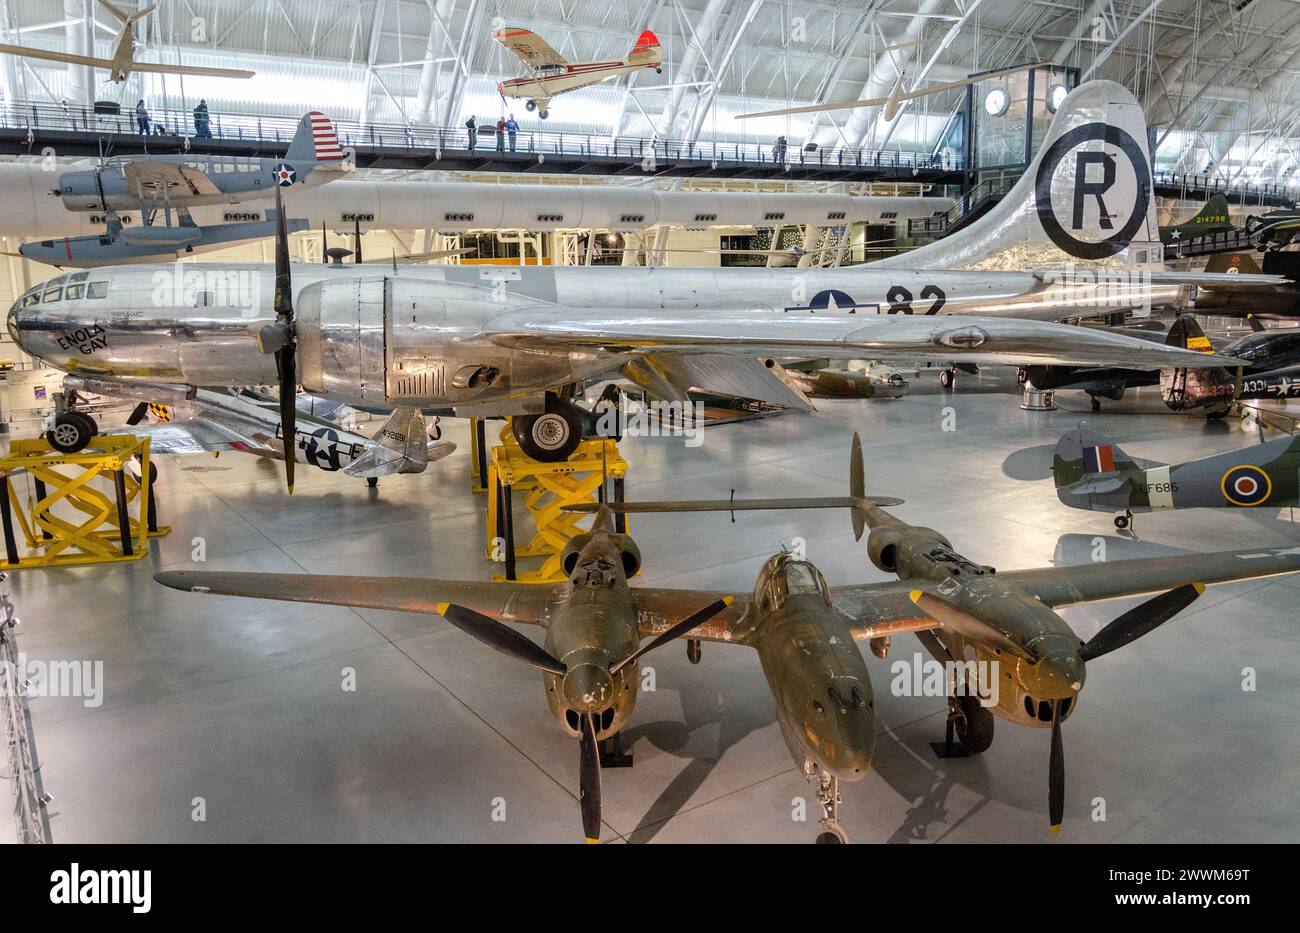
left=465, top=115, right=477, bottom=151
left=136, top=100, right=150, bottom=135
left=505, top=114, right=519, bottom=152
left=495, top=116, right=506, bottom=151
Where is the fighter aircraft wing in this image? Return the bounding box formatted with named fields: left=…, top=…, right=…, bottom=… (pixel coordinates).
left=827, top=583, right=942, bottom=640
left=155, top=572, right=566, bottom=625
left=488, top=307, right=1242, bottom=370
left=123, top=160, right=222, bottom=199
left=492, top=27, right=568, bottom=69
left=994, top=546, right=1300, bottom=608
left=125, top=417, right=267, bottom=455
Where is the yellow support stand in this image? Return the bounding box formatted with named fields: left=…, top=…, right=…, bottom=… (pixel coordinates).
left=485, top=422, right=628, bottom=584
left=0, top=434, right=170, bottom=569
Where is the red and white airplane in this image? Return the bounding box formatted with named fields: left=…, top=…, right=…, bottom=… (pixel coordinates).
left=493, top=27, right=662, bottom=119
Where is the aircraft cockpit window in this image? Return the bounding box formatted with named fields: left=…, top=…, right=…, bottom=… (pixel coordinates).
left=85, top=282, right=109, bottom=299
left=41, top=287, right=63, bottom=303
left=65, top=284, right=85, bottom=300
left=757, top=559, right=831, bottom=611
left=68, top=271, right=88, bottom=283
left=20, top=292, right=39, bottom=308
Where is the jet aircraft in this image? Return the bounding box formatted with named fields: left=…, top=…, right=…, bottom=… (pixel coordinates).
left=155, top=437, right=1300, bottom=840
left=572, top=435, right=1300, bottom=833
left=9, top=81, right=1270, bottom=487
left=1054, top=425, right=1300, bottom=529
left=493, top=27, right=662, bottom=119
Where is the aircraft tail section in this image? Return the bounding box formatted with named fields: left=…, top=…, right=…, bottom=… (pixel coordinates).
left=1165, top=315, right=1214, bottom=353
left=877, top=80, right=1161, bottom=273
left=1052, top=427, right=1145, bottom=508
left=1203, top=251, right=1263, bottom=275
left=1188, top=193, right=1231, bottom=230
left=628, top=29, right=662, bottom=67
left=344, top=407, right=441, bottom=478
left=285, top=111, right=346, bottom=166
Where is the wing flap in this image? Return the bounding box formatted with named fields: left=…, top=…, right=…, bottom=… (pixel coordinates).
left=632, top=352, right=814, bottom=410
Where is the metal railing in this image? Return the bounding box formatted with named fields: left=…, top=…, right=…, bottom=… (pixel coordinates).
left=1, top=579, right=50, bottom=844
left=0, top=99, right=960, bottom=173
left=907, top=175, right=1017, bottom=238
left=1152, top=170, right=1295, bottom=206
left=1164, top=227, right=1256, bottom=258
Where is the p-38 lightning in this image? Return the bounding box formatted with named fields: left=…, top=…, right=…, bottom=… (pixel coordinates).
left=156, top=436, right=1300, bottom=840
left=9, top=82, right=1272, bottom=490
left=574, top=435, right=1300, bottom=835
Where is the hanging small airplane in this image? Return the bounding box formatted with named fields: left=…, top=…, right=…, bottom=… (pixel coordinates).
left=15, top=112, right=347, bottom=267
left=12, top=81, right=1284, bottom=489
left=493, top=27, right=662, bottom=118
left=53, top=375, right=454, bottom=484
left=1158, top=193, right=1234, bottom=244
left=1053, top=425, right=1300, bottom=530
left=736, top=60, right=1047, bottom=121
left=1245, top=207, right=1300, bottom=251
left=568, top=434, right=1300, bottom=834
left=0, top=1, right=254, bottom=83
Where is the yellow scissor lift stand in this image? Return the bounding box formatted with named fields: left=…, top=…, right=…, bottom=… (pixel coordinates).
left=0, top=434, right=170, bottom=569
left=484, top=422, right=628, bottom=584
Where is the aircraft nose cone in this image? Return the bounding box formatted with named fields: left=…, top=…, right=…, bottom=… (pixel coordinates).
left=1032, top=635, right=1087, bottom=696
left=562, top=662, right=614, bottom=713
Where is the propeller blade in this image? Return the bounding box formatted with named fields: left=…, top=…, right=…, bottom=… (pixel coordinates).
left=272, top=184, right=296, bottom=494
left=579, top=712, right=602, bottom=844
left=434, top=603, right=566, bottom=675
left=609, top=596, right=732, bottom=675
left=909, top=590, right=1037, bottom=662
left=1049, top=700, right=1064, bottom=834
left=125, top=402, right=149, bottom=425
left=354, top=215, right=362, bottom=264
left=1079, top=583, right=1204, bottom=662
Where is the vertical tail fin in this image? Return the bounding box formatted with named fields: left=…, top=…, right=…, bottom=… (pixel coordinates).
left=628, top=29, right=662, bottom=66
left=285, top=111, right=345, bottom=164
left=1165, top=315, right=1213, bottom=352
left=879, top=80, right=1161, bottom=272
left=1189, top=193, right=1231, bottom=231
left=1053, top=427, right=1140, bottom=492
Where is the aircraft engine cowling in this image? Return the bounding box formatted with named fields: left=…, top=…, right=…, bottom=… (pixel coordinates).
left=295, top=277, right=390, bottom=406
left=56, top=170, right=106, bottom=212
left=560, top=532, right=641, bottom=579
left=866, top=525, right=950, bottom=574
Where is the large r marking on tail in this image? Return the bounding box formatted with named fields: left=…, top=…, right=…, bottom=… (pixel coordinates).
left=1035, top=122, right=1150, bottom=260
left=1072, top=151, right=1116, bottom=231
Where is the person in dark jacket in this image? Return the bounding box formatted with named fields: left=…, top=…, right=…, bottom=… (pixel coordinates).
left=136, top=100, right=150, bottom=135
left=495, top=116, right=506, bottom=151
left=193, top=99, right=211, bottom=138
left=465, top=115, right=477, bottom=150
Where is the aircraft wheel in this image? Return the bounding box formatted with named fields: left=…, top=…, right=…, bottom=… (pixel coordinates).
left=525, top=99, right=537, bottom=112
left=512, top=407, right=582, bottom=462
left=539, top=109, right=549, bottom=119
left=46, top=411, right=97, bottom=453
left=939, top=368, right=955, bottom=390
left=1114, top=514, right=1130, bottom=530
left=955, top=694, right=994, bottom=754
left=656, top=68, right=663, bottom=74
left=815, top=821, right=848, bottom=844
left=1016, top=367, right=1028, bottom=385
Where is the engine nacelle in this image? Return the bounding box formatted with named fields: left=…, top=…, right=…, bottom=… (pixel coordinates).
left=866, top=525, right=950, bottom=574
left=560, top=532, right=641, bottom=579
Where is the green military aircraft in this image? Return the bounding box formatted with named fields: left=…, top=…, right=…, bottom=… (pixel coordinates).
left=1054, top=425, right=1300, bottom=530
left=1246, top=207, right=1300, bottom=250
left=574, top=435, right=1300, bottom=834
left=155, top=438, right=1300, bottom=840
left=1159, top=193, right=1234, bottom=244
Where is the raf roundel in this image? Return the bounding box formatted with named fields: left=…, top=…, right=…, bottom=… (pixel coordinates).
left=1221, top=465, right=1272, bottom=507
left=272, top=162, right=297, bottom=187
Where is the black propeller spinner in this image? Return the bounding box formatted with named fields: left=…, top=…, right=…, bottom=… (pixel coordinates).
left=435, top=596, right=730, bottom=843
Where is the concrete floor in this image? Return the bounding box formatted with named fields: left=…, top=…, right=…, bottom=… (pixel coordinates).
left=8, top=370, right=1300, bottom=843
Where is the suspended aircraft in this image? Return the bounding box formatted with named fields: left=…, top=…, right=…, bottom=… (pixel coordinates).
left=493, top=27, right=662, bottom=119
left=1158, top=194, right=1234, bottom=244
left=1053, top=425, right=1300, bottom=530
left=156, top=437, right=1300, bottom=839
left=16, top=112, right=347, bottom=267
left=9, top=81, right=1280, bottom=488
left=0, top=1, right=254, bottom=83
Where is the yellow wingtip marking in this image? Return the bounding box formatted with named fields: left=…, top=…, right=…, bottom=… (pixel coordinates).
left=435, top=602, right=450, bottom=615
left=722, top=595, right=734, bottom=606
left=1193, top=582, right=1206, bottom=595
left=1050, top=824, right=1062, bottom=835
left=909, top=589, right=923, bottom=603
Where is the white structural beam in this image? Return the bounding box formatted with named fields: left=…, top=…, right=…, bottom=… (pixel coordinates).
left=413, top=0, right=455, bottom=124
left=683, top=0, right=763, bottom=146
left=657, top=0, right=727, bottom=137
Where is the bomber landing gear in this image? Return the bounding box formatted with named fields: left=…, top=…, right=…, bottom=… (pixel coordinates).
left=511, top=398, right=586, bottom=462
left=1089, top=394, right=1102, bottom=413
left=46, top=410, right=98, bottom=453
left=807, top=765, right=847, bottom=844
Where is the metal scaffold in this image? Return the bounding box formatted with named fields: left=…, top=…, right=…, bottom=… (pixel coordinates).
left=0, top=575, right=51, bottom=843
